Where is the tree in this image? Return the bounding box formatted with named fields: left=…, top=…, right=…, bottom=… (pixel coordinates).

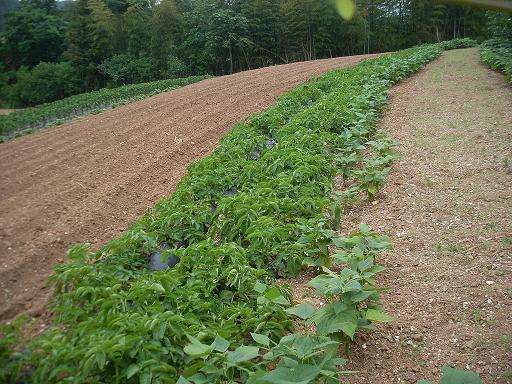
left=151, top=0, right=181, bottom=73
left=1, top=3, right=66, bottom=69
left=235, top=0, right=287, bottom=67
left=87, top=0, right=114, bottom=63
left=7, top=62, right=81, bottom=106
left=124, top=4, right=151, bottom=57
left=98, top=54, right=155, bottom=85
left=204, top=7, right=251, bottom=74
left=64, top=0, right=114, bottom=89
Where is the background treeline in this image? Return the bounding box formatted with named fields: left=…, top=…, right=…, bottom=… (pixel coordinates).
left=0, top=0, right=509, bottom=107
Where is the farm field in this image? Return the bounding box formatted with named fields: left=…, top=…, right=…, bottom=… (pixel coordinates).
left=0, top=42, right=511, bottom=383
left=0, top=53, right=378, bottom=322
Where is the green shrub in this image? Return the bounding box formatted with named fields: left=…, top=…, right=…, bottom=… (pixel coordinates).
left=480, top=38, right=512, bottom=81
left=440, top=38, right=478, bottom=50
left=1, top=62, right=81, bottom=107
left=98, top=54, right=157, bottom=86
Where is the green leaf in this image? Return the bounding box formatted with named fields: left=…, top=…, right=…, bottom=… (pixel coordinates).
left=184, top=337, right=212, bottom=358
left=149, top=283, right=165, bottom=294
left=254, top=281, right=267, bottom=294
left=439, top=367, right=482, bottom=384
left=357, top=257, right=374, bottom=272
left=265, top=286, right=290, bottom=305
left=312, top=303, right=358, bottom=339
left=247, top=371, right=267, bottom=384
left=227, top=346, right=260, bottom=364
left=95, top=350, right=106, bottom=369
left=366, top=309, right=395, bottom=322
left=285, top=303, right=316, bottom=320
left=177, top=377, right=193, bottom=384
left=251, top=333, right=270, bottom=347
left=211, top=335, right=230, bottom=352
left=262, top=364, right=321, bottom=384
left=416, top=381, right=433, bottom=384
left=126, top=364, right=139, bottom=379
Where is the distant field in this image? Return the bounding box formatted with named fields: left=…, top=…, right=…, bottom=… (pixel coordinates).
left=0, top=75, right=210, bottom=142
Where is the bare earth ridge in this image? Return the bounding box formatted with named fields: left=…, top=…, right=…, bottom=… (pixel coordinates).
left=339, top=49, right=511, bottom=382
left=0, top=54, right=379, bottom=322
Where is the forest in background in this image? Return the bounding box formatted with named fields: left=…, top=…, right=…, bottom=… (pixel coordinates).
left=0, top=0, right=510, bottom=107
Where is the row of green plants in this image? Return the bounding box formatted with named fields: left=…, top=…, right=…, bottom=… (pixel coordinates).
left=439, top=38, right=478, bottom=50
left=0, top=75, right=210, bottom=142
left=480, top=38, right=512, bottom=81
left=0, top=43, right=449, bottom=383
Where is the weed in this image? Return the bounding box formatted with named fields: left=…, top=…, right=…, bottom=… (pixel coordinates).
left=424, top=176, right=434, bottom=188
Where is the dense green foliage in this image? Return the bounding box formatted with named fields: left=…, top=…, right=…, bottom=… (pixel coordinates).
left=439, top=37, right=478, bottom=50
left=0, top=75, right=209, bottom=141
left=2, top=62, right=81, bottom=106
left=480, top=38, right=512, bottom=81
left=0, top=0, right=493, bottom=108
left=0, top=43, right=445, bottom=383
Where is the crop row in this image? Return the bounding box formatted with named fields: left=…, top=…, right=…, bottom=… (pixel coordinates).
left=480, top=38, right=512, bottom=81
left=0, top=43, right=451, bottom=383
left=0, top=75, right=210, bottom=142
left=439, top=38, right=477, bottom=50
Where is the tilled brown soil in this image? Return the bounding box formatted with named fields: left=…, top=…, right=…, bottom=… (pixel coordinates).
left=0, top=54, right=379, bottom=322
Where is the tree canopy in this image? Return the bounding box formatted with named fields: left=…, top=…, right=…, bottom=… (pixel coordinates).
left=1, top=0, right=509, bottom=107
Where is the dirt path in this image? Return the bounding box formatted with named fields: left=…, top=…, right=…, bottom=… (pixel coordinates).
left=0, top=54, right=380, bottom=322
left=340, top=49, right=512, bottom=383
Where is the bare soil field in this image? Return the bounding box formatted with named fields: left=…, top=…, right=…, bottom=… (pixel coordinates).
left=0, top=54, right=379, bottom=322
left=339, top=49, right=510, bottom=382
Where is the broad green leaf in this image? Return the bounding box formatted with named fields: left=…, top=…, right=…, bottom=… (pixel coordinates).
left=343, top=279, right=362, bottom=293
left=312, top=303, right=358, bottom=339
left=177, top=377, right=192, bottom=384
left=227, top=346, right=260, bottom=364
left=247, top=371, right=267, bottom=384
left=211, top=334, right=230, bottom=352
left=357, top=257, right=374, bottom=272
left=366, top=309, right=395, bottom=322
left=149, top=283, right=165, bottom=293
left=140, top=372, right=151, bottom=384
left=439, top=367, right=482, bottom=384
left=184, top=338, right=212, bottom=358
left=272, top=295, right=290, bottom=305
left=285, top=303, right=316, bottom=320
left=126, top=364, right=139, bottom=379
left=187, top=373, right=208, bottom=384
left=254, top=281, right=267, bottom=293
left=251, top=333, right=270, bottom=347
left=291, top=335, right=316, bottom=359
left=262, top=364, right=321, bottom=384
left=95, top=350, right=106, bottom=369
